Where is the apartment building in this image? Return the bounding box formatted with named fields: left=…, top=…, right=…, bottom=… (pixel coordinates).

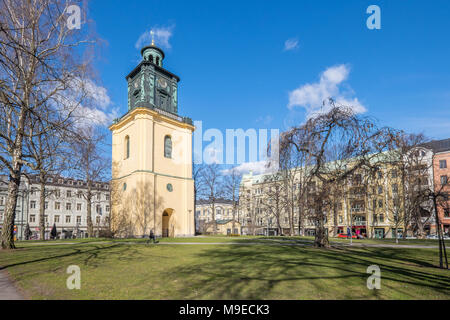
left=0, top=175, right=110, bottom=240
left=195, top=199, right=240, bottom=234
left=239, top=145, right=438, bottom=238
left=427, top=138, right=450, bottom=235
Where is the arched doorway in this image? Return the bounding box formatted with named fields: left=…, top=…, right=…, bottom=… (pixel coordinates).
left=162, top=209, right=174, bottom=237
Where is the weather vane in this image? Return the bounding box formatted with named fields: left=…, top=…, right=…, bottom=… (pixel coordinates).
left=150, top=30, right=155, bottom=45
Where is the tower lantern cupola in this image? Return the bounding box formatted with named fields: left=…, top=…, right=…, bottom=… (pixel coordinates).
left=141, top=31, right=164, bottom=67
left=141, top=40, right=164, bottom=67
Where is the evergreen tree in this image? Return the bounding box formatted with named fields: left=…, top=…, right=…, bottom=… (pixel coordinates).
left=50, top=223, right=57, bottom=240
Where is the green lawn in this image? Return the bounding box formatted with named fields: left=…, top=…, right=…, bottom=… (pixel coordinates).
left=1, top=237, right=449, bottom=299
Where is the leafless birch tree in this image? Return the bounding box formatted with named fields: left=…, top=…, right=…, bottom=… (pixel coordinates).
left=0, top=0, right=95, bottom=249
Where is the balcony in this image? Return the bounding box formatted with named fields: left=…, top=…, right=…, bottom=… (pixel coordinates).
left=353, top=217, right=367, bottom=226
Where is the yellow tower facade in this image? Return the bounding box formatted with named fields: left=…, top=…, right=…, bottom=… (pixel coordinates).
left=109, top=42, right=195, bottom=238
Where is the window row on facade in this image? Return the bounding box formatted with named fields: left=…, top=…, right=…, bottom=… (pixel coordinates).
left=123, top=134, right=172, bottom=159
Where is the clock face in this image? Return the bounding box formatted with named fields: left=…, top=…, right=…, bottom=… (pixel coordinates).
left=158, top=77, right=168, bottom=89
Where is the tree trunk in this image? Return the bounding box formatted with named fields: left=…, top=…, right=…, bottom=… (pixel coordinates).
left=314, top=202, right=330, bottom=248
left=86, top=183, right=93, bottom=237
left=297, top=208, right=303, bottom=236
left=39, top=176, right=46, bottom=240
left=290, top=191, right=295, bottom=235
left=333, top=201, right=338, bottom=237
left=1, top=107, right=27, bottom=249
left=211, top=202, right=216, bottom=235
left=232, top=206, right=236, bottom=235
left=276, top=202, right=282, bottom=235
left=432, top=196, right=446, bottom=268
left=1, top=173, right=21, bottom=249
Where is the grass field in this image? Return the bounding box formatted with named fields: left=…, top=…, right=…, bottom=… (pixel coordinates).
left=0, top=236, right=449, bottom=300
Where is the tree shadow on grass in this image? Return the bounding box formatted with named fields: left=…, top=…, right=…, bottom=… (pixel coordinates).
left=160, top=244, right=450, bottom=300
left=0, top=243, right=159, bottom=271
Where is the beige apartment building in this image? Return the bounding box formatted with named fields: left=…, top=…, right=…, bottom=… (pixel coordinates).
left=195, top=199, right=240, bottom=234
left=0, top=175, right=110, bottom=240
left=239, top=146, right=437, bottom=239
left=204, top=220, right=242, bottom=235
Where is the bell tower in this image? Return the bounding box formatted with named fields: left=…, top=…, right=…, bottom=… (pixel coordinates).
left=127, top=39, right=179, bottom=114
left=109, top=38, right=195, bottom=238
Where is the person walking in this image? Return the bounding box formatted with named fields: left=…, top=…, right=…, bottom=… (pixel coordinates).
left=147, top=229, right=158, bottom=244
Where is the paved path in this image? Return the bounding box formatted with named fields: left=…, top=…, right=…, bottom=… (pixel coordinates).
left=0, top=270, right=25, bottom=300
left=144, top=242, right=439, bottom=249
left=22, top=240, right=439, bottom=249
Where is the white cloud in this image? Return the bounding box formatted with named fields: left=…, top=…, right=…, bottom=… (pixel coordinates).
left=222, top=135, right=280, bottom=176
left=53, top=77, right=116, bottom=128
left=288, top=64, right=366, bottom=118
left=284, top=38, right=299, bottom=51
left=82, top=78, right=111, bottom=110
left=222, top=160, right=277, bottom=176
left=75, top=106, right=118, bottom=127
left=135, top=25, right=175, bottom=50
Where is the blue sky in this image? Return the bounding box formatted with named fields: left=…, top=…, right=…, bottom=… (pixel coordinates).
left=88, top=0, right=450, bottom=169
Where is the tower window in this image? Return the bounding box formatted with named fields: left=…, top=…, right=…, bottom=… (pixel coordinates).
left=156, top=56, right=160, bottom=66
left=164, top=135, right=172, bottom=158
left=159, top=93, right=168, bottom=109
left=124, top=135, right=130, bottom=159
left=149, top=55, right=154, bottom=63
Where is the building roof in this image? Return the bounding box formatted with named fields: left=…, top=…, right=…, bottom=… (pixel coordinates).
left=422, top=138, right=450, bottom=153
left=0, top=174, right=110, bottom=191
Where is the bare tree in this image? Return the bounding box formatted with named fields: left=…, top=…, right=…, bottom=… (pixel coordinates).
left=278, top=125, right=316, bottom=237
left=0, top=0, right=95, bottom=249
left=198, top=163, right=223, bottom=235
left=223, top=167, right=242, bottom=235
left=278, top=144, right=299, bottom=236
left=425, top=173, right=449, bottom=269
left=69, top=126, right=109, bottom=237
left=238, top=184, right=251, bottom=235
left=379, top=132, right=434, bottom=242
left=261, top=174, right=284, bottom=235
left=23, top=110, right=71, bottom=240
left=280, top=101, right=390, bottom=247
left=193, top=163, right=204, bottom=234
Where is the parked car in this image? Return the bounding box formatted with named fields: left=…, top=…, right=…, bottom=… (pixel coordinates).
left=426, top=234, right=438, bottom=239
left=337, top=233, right=356, bottom=239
